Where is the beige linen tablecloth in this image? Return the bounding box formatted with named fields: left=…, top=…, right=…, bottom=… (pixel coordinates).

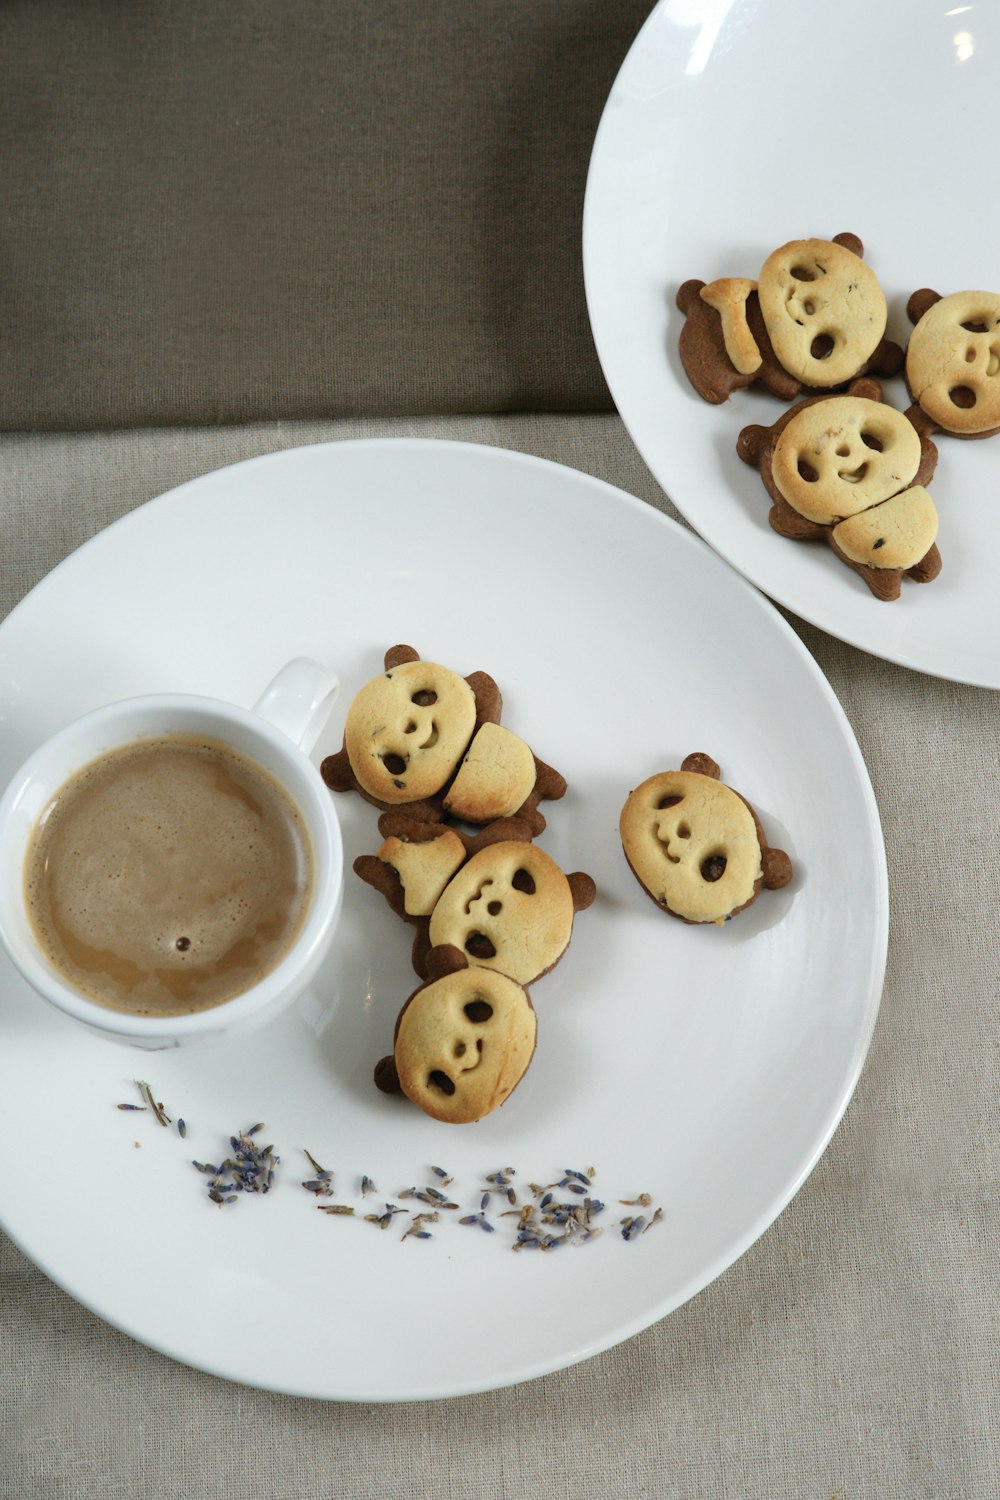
left=1, top=414, right=998, bottom=1498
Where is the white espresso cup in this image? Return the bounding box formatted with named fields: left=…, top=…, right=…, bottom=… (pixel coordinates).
left=0, top=658, right=343, bottom=1049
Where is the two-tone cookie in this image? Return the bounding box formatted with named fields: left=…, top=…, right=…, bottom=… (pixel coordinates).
left=738, top=379, right=942, bottom=600
left=424, top=840, right=596, bottom=985
left=619, top=753, right=791, bottom=926
left=321, top=644, right=565, bottom=833
left=678, top=234, right=903, bottom=405
left=373, top=946, right=537, bottom=1124
left=904, top=288, right=1000, bottom=439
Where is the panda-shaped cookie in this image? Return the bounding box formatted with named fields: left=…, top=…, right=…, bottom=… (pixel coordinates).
left=620, top=753, right=791, bottom=926
left=321, top=643, right=565, bottom=833
left=904, top=288, right=1000, bottom=440
left=373, top=946, right=537, bottom=1124
left=677, top=233, right=903, bottom=405
left=738, top=378, right=942, bottom=601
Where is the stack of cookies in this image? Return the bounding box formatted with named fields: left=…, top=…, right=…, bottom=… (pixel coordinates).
left=677, top=232, right=1000, bottom=599
left=322, top=644, right=595, bottom=1125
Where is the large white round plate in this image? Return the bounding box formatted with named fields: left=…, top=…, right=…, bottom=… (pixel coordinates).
left=0, top=440, right=886, bottom=1400
left=584, top=0, right=1000, bottom=688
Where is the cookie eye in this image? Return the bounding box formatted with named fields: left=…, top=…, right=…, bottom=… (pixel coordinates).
left=961, top=319, right=989, bottom=333
left=428, top=1069, right=456, bottom=1095
left=797, top=460, right=819, bottom=483
left=810, top=333, right=835, bottom=360
left=949, top=385, right=977, bottom=409
left=656, top=793, right=682, bottom=810
left=411, top=689, right=437, bottom=707
left=511, top=869, right=536, bottom=894
left=381, top=753, right=406, bottom=775
left=464, top=999, right=494, bottom=1023
left=465, top=932, right=496, bottom=960
left=860, top=430, right=883, bottom=451
left=790, top=264, right=817, bottom=282
left=700, top=854, right=728, bottom=882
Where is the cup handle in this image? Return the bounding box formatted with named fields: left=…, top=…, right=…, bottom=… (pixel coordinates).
left=252, top=658, right=340, bottom=753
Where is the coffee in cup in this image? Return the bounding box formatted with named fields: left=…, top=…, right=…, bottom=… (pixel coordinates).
left=0, top=658, right=343, bottom=1048
left=24, top=733, right=314, bottom=1018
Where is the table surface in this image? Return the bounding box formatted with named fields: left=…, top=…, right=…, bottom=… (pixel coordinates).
left=2, top=412, right=997, bottom=1499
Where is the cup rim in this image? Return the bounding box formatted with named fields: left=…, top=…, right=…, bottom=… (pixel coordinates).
left=0, top=692, right=344, bottom=1040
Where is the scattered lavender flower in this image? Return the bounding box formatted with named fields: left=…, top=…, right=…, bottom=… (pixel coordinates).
left=192, top=1125, right=280, bottom=1207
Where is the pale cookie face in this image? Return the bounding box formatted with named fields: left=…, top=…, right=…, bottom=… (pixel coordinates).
left=394, top=967, right=536, bottom=1123
left=758, top=239, right=887, bottom=388
left=443, top=723, right=536, bottom=823
left=772, top=397, right=922, bottom=525
left=620, top=771, right=763, bottom=925
left=832, top=485, right=938, bottom=570
left=344, top=660, right=476, bottom=803
left=906, top=291, right=1000, bottom=434
left=428, top=841, right=575, bottom=985
left=378, top=829, right=467, bottom=917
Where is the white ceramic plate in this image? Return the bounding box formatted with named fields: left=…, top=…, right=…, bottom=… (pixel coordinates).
left=584, top=0, right=1000, bottom=688
left=0, top=440, right=886, bottom=1400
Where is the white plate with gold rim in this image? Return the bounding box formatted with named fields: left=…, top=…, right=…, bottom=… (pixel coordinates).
left=584, top=0, right=1000, bottom=689
left=0, top=440, right=886, bottom=1399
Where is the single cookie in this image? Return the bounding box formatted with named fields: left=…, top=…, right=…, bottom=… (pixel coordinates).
left=425, top=840, right=596, bottom=986
left=738, top=380, right=941, bottom=600
left=619, top=753, right=792, bottom=926
left=374, top=946, right=537, bottom=1124
left=677, top=234, right=902, bottom=405
left=904, top=288, right=1000, bottom=438
left=320, top=644, right=501, bottom=813
left=769, top=393, right=924, bottom=526
left=757, top=235, right=894, bottom=389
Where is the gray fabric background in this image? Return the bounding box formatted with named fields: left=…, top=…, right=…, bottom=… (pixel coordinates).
left=2, top=414, right=999, bottom=1498
left=0, top=1, right=651, bottom=430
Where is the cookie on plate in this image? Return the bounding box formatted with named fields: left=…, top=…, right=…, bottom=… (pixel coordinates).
left=373, top=946, right=537, bottom=1124
left=321, top=644, right=566, bottom=832
left=904, top=288, right=1000, bottom=439
left=619, top=753, right=791, bottom=926
left=420, top=839, right=596, bottom=986
left=677, top=233, right=903, bottom=405
left=737, top=378, right=942, bottom=600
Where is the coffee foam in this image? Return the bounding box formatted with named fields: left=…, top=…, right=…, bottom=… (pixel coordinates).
left=25, top=735, right=313, bottom=1016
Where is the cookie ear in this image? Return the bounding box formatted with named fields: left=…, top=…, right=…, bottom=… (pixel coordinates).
left=676, top=278, right=707, bottom=313
left=846, top=377, right=883, bottom=402
left=465, top=670, right=502, bottom=725
left=905, top=401, right=940, bottom=441
left=867, top=337, right=904, bottom=379
left=568, top=872, right=597, bottom=912
left=736, top=424, right=769, bottom=469
left=761, top=847, right=793, bottom=890
left=907, top=288, right=941, bottom=325
left=681, top=752, right=721, bottom=780
left=424, top=944, right=468, bottom=981
left=832, top=231, right=864, bottom=258
left=384, top=643, right=420, bottom=669
left=373, top=1054, right=402, bottom=1094
left=320, top=745, right=356, bottom=792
